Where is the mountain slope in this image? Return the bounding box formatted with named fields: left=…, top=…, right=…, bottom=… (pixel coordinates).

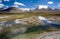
left=34, top=6, right=60, bottom=12
left=0, top=7, right=23, bottom=13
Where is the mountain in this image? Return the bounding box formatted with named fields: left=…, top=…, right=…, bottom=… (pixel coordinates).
left=34, top=6, right=60, bottom=12
left=0, top=6, right=60, bottom=13
left=53, top=8, right=60, bottom=12
left=0, top=7, right=24, bottom=13
left=34, top=7, right=52, bottom=12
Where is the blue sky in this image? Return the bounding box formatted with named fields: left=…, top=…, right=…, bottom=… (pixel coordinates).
left=0, top=0, right=60, bottom=9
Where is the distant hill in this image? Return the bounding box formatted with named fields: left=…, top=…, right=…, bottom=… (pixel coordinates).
left=0, top=7, right=24, bottom=13
left=34, top=6, right=60, bottom=12
left=0, top=6, right=60, bottom=13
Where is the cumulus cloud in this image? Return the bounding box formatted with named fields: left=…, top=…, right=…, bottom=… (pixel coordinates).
left=38, top=5, right=48, bottom=9
left=14, top=2, right=25, bottom=6
left=58, top=3, right=60, bottom=7
left=13, top=5, right=19, bottom=7
left=58, top=5, right=60, bottom=7
left=4, top=0, right=10, bottom=2
left=13, top=2, right=25, bottom=7
left=0, top=4, right=4, bottom=8
left=5, top=5, right=9, bottom=8
left=6, top=5, right=8, bottom=8
left=20, top=8, right=30, bottom=11
left=48, top=1, right=53, bottom=4
left=0, top=0, right=2, bottom=3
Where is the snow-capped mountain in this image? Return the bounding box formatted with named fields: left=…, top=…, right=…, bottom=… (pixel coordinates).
left=34, top=5, right=60, bottom=12
left=0, top=7, right=23, bottom=13
left=0, top=7, right=31, bottom=13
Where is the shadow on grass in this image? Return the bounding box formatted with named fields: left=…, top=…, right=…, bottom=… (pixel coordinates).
left=0, top=27, right=11, bottom=39
left=25, top=25, right=49, bottom=33
left=0, top=24, right=60, bottom=39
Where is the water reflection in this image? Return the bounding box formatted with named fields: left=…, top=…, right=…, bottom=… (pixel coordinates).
left=0, top=16, right=60, bottom=29
left=38, top=16, right=60, bottom=26
left=0, top=16, right=60, bottom=39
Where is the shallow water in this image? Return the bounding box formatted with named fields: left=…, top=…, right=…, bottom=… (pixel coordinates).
left=0, top=16, right=60, bottom=39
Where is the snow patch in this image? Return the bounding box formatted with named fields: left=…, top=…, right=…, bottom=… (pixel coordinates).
left=14, top=19, right=27, bottom=24
left=38, top=16, right=46, bottom=20
left=38, top=5, right=48, bottom=9
left=15, top=19, right=22, bottom=24
left=38, top=16, right=52, bottom=23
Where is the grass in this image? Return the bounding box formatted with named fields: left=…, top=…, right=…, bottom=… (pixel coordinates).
left=10, top=30, right=44, bottom=39
left=10, top=25, right=60, bottom=39
left=0, top=12, right=60, bottom=39
left=9, top=25, right=58, bottom=39
left=0, top=12, right=60, bottom=22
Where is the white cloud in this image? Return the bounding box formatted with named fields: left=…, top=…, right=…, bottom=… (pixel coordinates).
left=0, top=4, right=4, bottom=8
left=5, top=5, right=9, bottom=8
left=38, top=5, right=48, bottom=9
left=0, top=0, right=2, bottom=3
left=20, top=8, right=30, bottom=11
left=12, top=5, right=19, bottom=7
left=14, top=2, right=25, bottom=6
left=6, top=5, right=8, bottom=8
left=4, top=0, right=10, bottom=1
left=58, top=3, right=60, bottom=7
left=48, top=1, right=53, bottom=4
left=58, top=5, right=60, bottom=7
left=0, top=4, right=9, bottom=9
left=2, top=5, right=9, bottom=10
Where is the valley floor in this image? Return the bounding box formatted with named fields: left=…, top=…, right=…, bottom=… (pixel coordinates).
left=0, top=12, right=60, bottom=39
